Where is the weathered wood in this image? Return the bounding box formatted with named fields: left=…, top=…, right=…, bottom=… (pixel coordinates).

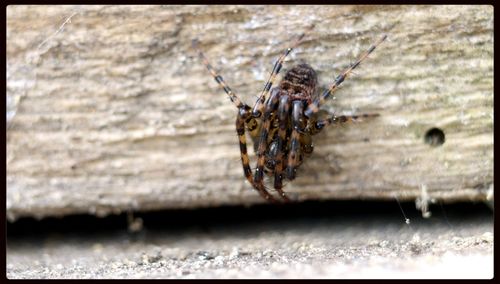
left=6, top=5, right=493, bottom=220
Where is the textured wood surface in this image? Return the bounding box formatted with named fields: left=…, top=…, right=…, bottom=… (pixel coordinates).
left=6, top=5, right=493, bottom=220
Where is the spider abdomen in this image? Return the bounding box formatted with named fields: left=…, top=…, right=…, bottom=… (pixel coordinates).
left=279, top=63, right=318, bottom=100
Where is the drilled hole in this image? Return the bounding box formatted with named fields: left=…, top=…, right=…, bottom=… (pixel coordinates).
left=424, top=127, right=445, bottom=147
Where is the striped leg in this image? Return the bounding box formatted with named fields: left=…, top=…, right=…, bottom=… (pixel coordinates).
left=310, top=113, right=380, bottom=135
left=273, top=95, right=291, bottom=201
left=286, top=101, right=305, bottom=180
left=192, top=39, right=247, bottom=109
left=193, top=39, right=273, bottom=201
left=254, top=89, right=281, bottom=187
left=304, top=34, right=387, bottom=118
left=251, top=25, right=315, bottom=118
left=236, top=110, right=277, bottom=202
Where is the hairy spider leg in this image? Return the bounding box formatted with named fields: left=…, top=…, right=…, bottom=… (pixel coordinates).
left=193, top=39, right=272, bottom=200
left=304, top=34, right=387, bottom=118
left=273, top=94, right=291, bottom=201
left=309, top=113, right=380, bottom=135
left=254, top=89, right=281, bottom=188
left=192, top=39, right=247, bottom=110
left=252, top=25, right=315, bottom=118
left=286, top=101, right=305, bottom=180
left=236, top=109, right=277, bottom=202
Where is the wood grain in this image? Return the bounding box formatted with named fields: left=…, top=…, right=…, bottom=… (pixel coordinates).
left=6, top=5, right=493, bottom=220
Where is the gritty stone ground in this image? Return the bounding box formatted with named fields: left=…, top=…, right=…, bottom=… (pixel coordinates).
left=7, top=203, right=493, bottom=279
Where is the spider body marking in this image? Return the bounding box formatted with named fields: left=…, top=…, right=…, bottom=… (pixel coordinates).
left=193, top=27, right=386, bottom=202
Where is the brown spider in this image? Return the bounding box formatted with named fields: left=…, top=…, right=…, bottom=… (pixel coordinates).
left=193, top=26, right=386, bottom=203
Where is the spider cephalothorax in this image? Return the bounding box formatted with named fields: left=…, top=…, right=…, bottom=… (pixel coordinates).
left=193, top=27, right=386, bottom=203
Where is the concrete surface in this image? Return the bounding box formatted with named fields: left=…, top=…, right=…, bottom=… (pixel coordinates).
left=6, top=202, right=493, bottom=279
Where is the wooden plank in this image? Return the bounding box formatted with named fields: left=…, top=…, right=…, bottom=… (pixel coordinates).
left=6, top=5, right=493, bottom=220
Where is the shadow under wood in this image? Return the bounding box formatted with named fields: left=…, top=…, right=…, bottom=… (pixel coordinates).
left=7, top=200, right=492, bottom=244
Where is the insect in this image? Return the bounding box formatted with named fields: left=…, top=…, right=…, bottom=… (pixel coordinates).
left=193, top=26, right=386, bottom=203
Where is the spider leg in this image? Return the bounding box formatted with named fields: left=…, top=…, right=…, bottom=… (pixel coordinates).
left=192, top=39, right=277, bottom=202
left=192, top=39, right=247, bottom=109
left=304, top=34, right=387, bottom=118
left=273, top=94, right=291, bottom=201
left=254, top=89, right=281, bottom=188
left=286, top=100, right=305, bottom=180
left=251, top=25, right=315, bottom=118
left=309, top=113, right=380, bottom=135
left=236, top=109, right=277, bottom=202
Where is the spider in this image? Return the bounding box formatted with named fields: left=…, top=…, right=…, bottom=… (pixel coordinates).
left=193, top=26, right=387, bottom=203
